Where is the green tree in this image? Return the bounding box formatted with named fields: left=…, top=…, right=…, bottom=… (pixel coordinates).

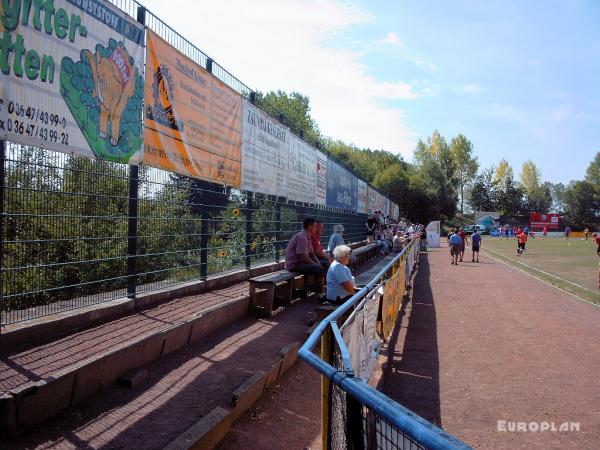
left=450, top=134, right=478, bottom=213
left=467, top=166, right=497, bottom=212
left=543, top=181, right=566, bottom=212
left=493, top=159, right=513, bottom=185
left=495, top=172, right=524, bottom=217
left=519, top=160, right=551, bottom=212
left=563, top=180, right=599, bottom=226
left=519, top=160, right=541, bottom=195
left=326, top=139, right=404, bottom=182
left=255, top=91, right=321, bottom=145
left=413, top=130, right=457, bottom=220
left=585, top=152, right=600, bottom=186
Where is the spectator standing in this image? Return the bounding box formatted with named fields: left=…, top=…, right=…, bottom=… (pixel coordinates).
left=457, top=228, right=468, bottom=262
left=471, top=230, right=481, bottom=263
left=584, top=227, right=590, bottom=240
left=366, top=213, right=377, bottom=243
left=285, top=217, right=326, bottom=298
left=543, top=225, right=548, bottom=239
left=565, top=226, right=571, bottom=240
left=326, top=245, right=358, bottom=304
left=420, top=227, right=427, bottom=251
left=449, top=230, right=462, bottom=265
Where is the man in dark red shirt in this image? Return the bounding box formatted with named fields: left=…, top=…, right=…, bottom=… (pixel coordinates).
left=457, top=228, right=468, bottom=262
left=311, top=220, right=333, bottom=271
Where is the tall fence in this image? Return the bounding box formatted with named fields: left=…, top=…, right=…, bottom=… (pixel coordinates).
left=0, top=141, right=369, bottom=325
left=299, top=239, right=471, bottom=450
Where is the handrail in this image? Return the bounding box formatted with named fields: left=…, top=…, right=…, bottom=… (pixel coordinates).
left=298, top=238, right=472, bottom=450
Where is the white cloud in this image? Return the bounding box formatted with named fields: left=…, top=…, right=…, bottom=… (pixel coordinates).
left=140, top=0, right=425, bottom=156
left=378, top=31, right=404, bottom=48
left=463, top=84, right=481, bottom=93
left=403, top=54, right=437, bottom=71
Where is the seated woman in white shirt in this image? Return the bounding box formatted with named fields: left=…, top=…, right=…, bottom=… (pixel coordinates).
left=326, top=245, right=359, bottom=304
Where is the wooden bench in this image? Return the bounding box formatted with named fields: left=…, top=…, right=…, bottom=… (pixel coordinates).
left=249, top=270, right=300, bottom=317
left=352, top=243, right=379, bottom=265
left=250, top=242, right=378, bottom=317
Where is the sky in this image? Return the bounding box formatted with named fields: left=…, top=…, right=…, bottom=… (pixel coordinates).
left=140, top=0, right=600, bottom=184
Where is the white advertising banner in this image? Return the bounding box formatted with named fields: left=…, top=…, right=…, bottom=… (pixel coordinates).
left=373, top=191, right=385, bottom=212
left=357, top=179, right=367, bottom=214
left=315, top=150, right=327, bottom=205
left=342, top=290, right=381, bottom=382
left=241, top=99, right=289, bottom=195
left=287, top=134, right=317, bottom=203
left=0, top=0, right=145, bottom=163
left=367, top=186, right=376, bottom=213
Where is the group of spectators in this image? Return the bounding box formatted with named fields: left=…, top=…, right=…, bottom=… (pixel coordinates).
left=285, top=216, right=421, bottom=306
left=447, top=227, right=482, bottom=265
left=285, top=217, right=356, bottom=305
left=366, top=211, right=424, bottom=255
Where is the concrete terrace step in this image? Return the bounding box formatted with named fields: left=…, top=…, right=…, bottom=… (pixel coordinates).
left=1, top=302, right=314, bottom=449
left=0, top=282, right=252, bottom=434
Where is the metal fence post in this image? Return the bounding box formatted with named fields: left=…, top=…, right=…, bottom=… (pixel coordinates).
left=0, top=140, right=5, bottom=329
left=275, top=200, right=282, bottom=262
left=245, top=194, right=253, bottom=270
left=321, top=325, right=334, bottom=450
left=200, top=189, right=209, bottom=280
left=346, top=393, right=365, bottom=450
left=127, top=165, right=139, bottom=299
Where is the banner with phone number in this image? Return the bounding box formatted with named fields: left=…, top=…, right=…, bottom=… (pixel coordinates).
left=0, top=0, right=145, bottom=163
left=143, top=30, right=242, bottom=186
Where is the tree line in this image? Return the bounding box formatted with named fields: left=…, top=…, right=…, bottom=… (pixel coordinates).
left=257, top=91, right=479, bottom=224
left=468, top=155, right=600, bottom=227
left=262, top=90, right=599, bottom=228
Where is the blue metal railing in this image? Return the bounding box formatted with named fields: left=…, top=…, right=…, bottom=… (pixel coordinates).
left=298, top=239, right=472, bottom=450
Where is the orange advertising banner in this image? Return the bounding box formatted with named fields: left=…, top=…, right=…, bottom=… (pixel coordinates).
left=143, top=31, right=242, bottom=186
left=382, top=257, right=406, bottom=339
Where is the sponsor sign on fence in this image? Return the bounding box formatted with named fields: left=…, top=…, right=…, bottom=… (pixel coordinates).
left=357, top=179, right=367, bottom=214
left=315, top=150, right=327, bottom=205
left=341, top=291, right=381, bottom=381
left=326, top=158, right=357, bottom=210
left=143, top=31, right=242, bottom=186
left=0, top=0, right=145, bottom=163
left=367, top=186, right=376, bottom=213
left=241, top=99, right=289, bottom=195
left=530, top=212, right=560, bottom=230
left=382, top=257, right=406, bottom=338
left=287, top=134, right=317, bottom=203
